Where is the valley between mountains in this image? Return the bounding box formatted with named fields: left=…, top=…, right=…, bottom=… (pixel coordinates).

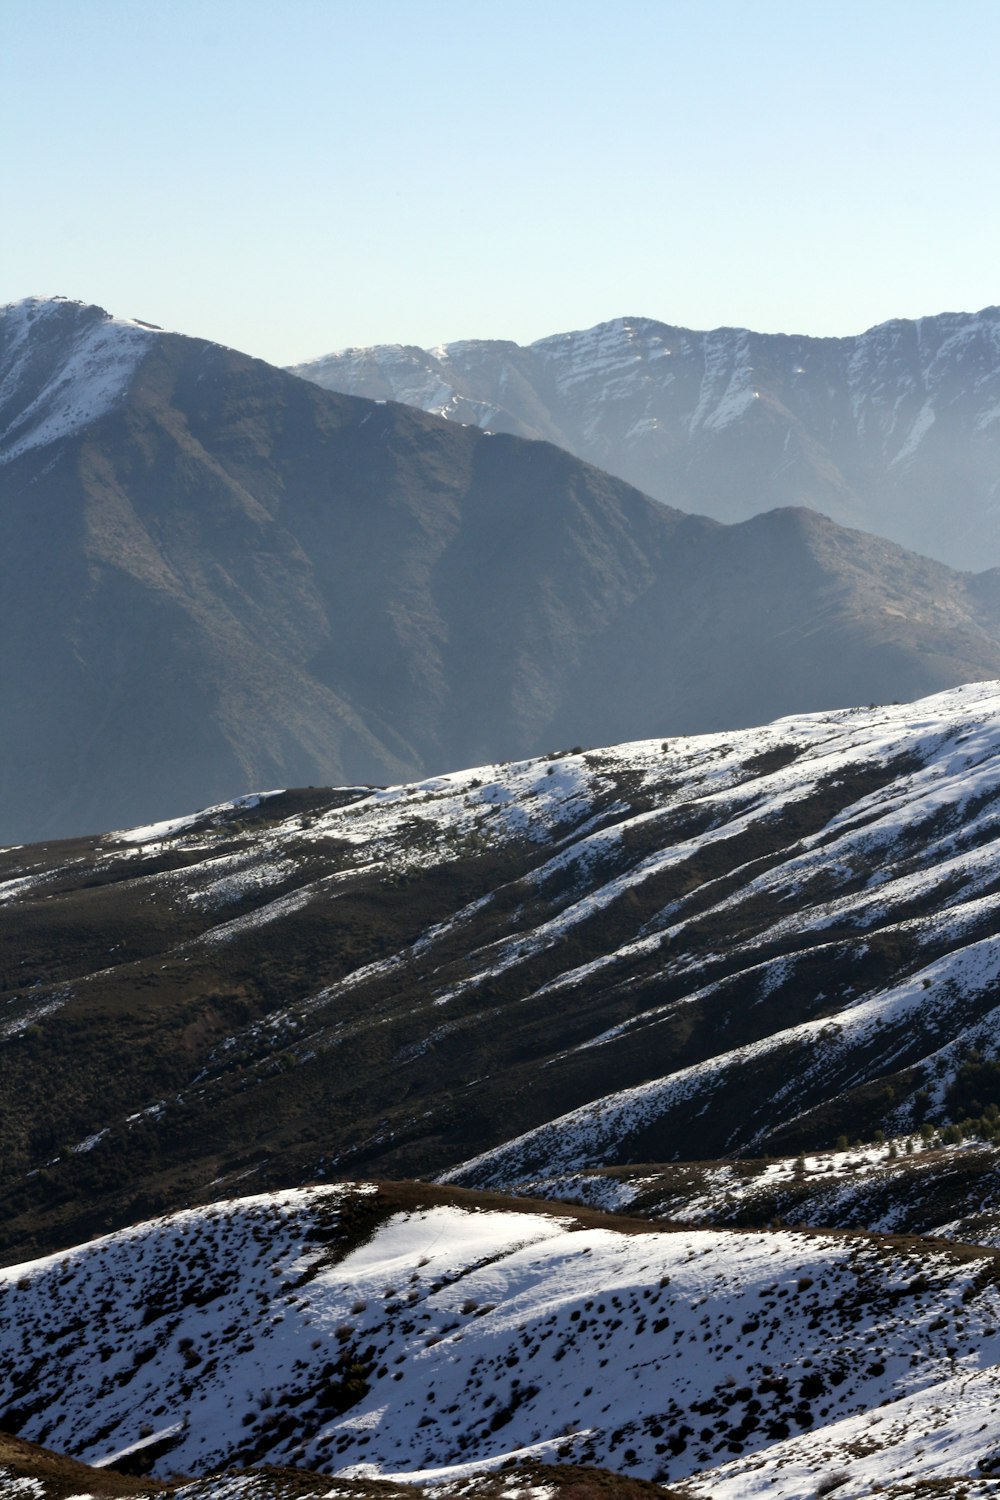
left=7, top=686, right=1000, bottom=1493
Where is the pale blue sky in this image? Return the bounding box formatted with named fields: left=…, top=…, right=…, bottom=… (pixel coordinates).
left=4, top=0, right=999, bottom=363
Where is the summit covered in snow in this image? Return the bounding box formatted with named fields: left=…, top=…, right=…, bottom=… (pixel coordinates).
left=0, top=296, right=163, bottom=464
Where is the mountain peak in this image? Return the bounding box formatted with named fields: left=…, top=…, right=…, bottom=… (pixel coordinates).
left=0, top=296, right=164, bottom=466
left=0, top=294, right=168, bottom=341
left=6, top=299, right=1000, bottom=844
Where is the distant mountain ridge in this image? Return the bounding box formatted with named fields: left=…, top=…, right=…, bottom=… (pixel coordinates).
left=5, top=296, right=1000, bottom=843
left=290, top=307, right=1000, bottom=570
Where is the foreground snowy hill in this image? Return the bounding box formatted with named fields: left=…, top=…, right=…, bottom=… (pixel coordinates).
left=4, top=1181, right=1000, bottom=1493
left=8, top=683, right=1000, bottom=1259
left=679, top=1357, right=1000, bottom=1497
left=291, top=307, right=1000, bottom=570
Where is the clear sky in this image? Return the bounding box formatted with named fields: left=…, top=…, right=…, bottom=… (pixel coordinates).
left=4, top=0, right=1000, bottom=364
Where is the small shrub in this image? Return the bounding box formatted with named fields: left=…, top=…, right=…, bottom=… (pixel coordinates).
left=815, top=1474, right=850, bottom=1497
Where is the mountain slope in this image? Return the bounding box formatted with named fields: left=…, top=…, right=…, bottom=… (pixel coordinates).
left=8, top=684, right=1000, bottom=1258
left=6, top=298, right=1000, bottom=842
left=678, top=1357, right=1000, bottom=1497
left=290, top=308, right=1000, bottom=570
left=4, top=1180, right=1000, bottom=1490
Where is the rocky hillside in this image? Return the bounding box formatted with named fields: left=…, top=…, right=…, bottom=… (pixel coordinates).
left=7, top=683, right=1000, bottom=1259
left=515, top=1136, right=1000, bottom=1249
left=6, top=298, right=1000, bottom=843
left=291, top=308, right=1000, bottom=570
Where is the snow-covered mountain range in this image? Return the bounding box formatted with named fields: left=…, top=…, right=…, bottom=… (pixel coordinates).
left=290, top=308, right=1000, bottom=570
left=11, top=297, right=1000, bottom=1498
left=9, top=685, right=1000, bottom=1494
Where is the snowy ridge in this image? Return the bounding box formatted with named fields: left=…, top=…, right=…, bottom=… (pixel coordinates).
left=0, top=296, right=160, bottom=464
left=518, top=1133, right=1000, bottom=1250
left=13, top=684, right=1000, bottom=1251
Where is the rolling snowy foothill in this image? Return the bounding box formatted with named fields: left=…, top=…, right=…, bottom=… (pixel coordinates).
left=4, top=1184, right=1000, bottom=1492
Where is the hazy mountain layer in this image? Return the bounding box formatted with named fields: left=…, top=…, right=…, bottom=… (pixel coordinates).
left=7, top=684, right=1000, bottom=1259
left=291, top=308, right=1000, bottom=570
left=5, top=298, right=1000, bottom=842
